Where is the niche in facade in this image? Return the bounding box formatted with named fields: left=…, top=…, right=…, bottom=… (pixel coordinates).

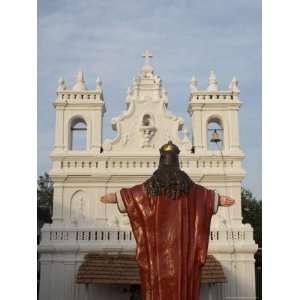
left=70, top=190, right=88, bottom=224
left=142, top=114, right=151, bottom=126
left=207, top=117, right=224, bottom=150
left=140, top=114, right=156, bottom=148
left=69, top=117, right=87, bottom=151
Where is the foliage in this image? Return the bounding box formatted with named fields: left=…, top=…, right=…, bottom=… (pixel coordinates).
left=37, top=172, right=53, bottom=224
left=241, top=187, right=262, bottom=248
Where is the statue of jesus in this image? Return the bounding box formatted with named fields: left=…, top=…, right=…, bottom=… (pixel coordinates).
left=101, top=141, right=235, bottom=300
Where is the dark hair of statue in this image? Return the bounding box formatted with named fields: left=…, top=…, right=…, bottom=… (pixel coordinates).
left=144, top=151, right=194, bottom=200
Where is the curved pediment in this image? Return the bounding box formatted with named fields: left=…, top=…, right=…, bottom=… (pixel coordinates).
left=103, top=61, right=191, bottom=154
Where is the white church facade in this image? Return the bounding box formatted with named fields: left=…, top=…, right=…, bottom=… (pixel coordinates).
left=38, top=52, right=258, bottom=300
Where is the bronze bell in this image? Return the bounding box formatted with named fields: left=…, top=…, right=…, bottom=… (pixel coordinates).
left=210, top=129, right=221, bottom=143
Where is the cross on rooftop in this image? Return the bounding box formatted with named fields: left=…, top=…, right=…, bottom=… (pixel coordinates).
left=142, top=50, right=153, bottom=65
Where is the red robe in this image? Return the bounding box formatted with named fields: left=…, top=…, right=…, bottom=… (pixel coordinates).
left=120, top=182, right=215, bottom=300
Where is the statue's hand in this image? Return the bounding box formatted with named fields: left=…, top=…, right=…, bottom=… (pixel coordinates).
left=219, top=196, right=235, bottom=207
left=100, top=193, right=117, bottom=204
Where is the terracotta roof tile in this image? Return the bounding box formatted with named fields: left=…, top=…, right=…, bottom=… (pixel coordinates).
left=77, top=254, right=226, bottom=285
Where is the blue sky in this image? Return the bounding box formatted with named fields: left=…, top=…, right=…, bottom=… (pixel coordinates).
left=38, top=0, right=261, bottom=198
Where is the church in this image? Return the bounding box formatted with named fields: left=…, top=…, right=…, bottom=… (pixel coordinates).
left=38, top=51, right=258, bottom=300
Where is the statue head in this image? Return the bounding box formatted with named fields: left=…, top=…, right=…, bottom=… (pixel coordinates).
left=159, top=141, right=180, bottom=168
left=144, top=141, right=193, bottom=199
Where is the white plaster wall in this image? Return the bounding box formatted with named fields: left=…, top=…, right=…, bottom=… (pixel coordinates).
left=40, top=66, right=258, bottom=300
left=211, top=253, right=256, bottom=300
left=39, top=253, right=221, bottom=300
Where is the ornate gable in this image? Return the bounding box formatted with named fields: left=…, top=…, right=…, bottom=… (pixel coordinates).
left=103, top=51, right=191, bottom=153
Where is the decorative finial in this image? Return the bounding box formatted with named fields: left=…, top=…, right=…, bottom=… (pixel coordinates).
left=142, top=50, right=154, bottom=76
left=77, top=71, right=84, bottom=82
left=229, top=76, right=239, bottom=92
left=207, top=70, right=219, bottom=92
left=57, top=76, right=65, bottom=91
left=96, top=76, right=102, bottom=91
left=72, top=70, right=87, bottom=91
left=142, top=50, right=153, bottom=65
left=190, top=76, right=198, bottom=92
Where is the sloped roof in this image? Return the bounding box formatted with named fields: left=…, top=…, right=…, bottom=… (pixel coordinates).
left=77, top=253, right=226, bottom=285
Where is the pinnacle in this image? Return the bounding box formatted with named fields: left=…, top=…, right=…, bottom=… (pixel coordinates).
left=72, top=70, right=87, bottom=91
left=207, top=70, right=218, bottom=92
left=229, top=76, right=239, bottom=92
left=96, top=76, right=102, bottom=91
left=57, top=76, right=65, bottom=91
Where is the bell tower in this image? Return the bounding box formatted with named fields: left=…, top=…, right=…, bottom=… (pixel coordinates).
left=52, top=71, right=106, bottom=154
left=50, top=71, right=106, bottom=225
left=188, top=71, right=245, bottom=225
left=188, top=71, right=241, bottom=154
left=188, top=72, right=257, bottom=300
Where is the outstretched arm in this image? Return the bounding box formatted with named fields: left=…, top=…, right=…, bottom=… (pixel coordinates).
left=218, top=195, right=235, bottom=207
left=100, top=192, right=126, bottom=213
left=100, top=193, right=117, bottom=204
left=212, top=192, right=235, bottom=214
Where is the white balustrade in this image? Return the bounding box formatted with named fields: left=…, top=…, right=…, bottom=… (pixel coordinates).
left=58, top=158, right=237, bottom=171
left=41, top=228, right=253, bottom=245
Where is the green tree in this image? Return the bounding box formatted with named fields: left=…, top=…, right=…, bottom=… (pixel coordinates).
left=241, top=187, right=262, bottom=248
left=241, top=188, right=262, bottom=299
left=37, top=172, right=53, bottom=224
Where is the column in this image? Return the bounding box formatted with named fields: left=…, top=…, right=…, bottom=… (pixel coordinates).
left=52, top=185, right=64, bottom=224
left=54, top=107, right=64, bottom=150
left=91, top=109, right=101, bottom=152
left=191, top=109, right=205, bottom=152
left=229, top=109, right=240, bottom=151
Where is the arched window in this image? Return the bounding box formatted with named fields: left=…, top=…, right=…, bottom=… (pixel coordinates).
left=69, top=118, right=87, bottom=150
left=142, top=114, right=152, bottom=126
left=207, top=117, right=224, bottom=150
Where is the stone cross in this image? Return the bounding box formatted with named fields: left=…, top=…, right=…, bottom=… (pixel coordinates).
left=142, top=50, right=153, bottom=65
